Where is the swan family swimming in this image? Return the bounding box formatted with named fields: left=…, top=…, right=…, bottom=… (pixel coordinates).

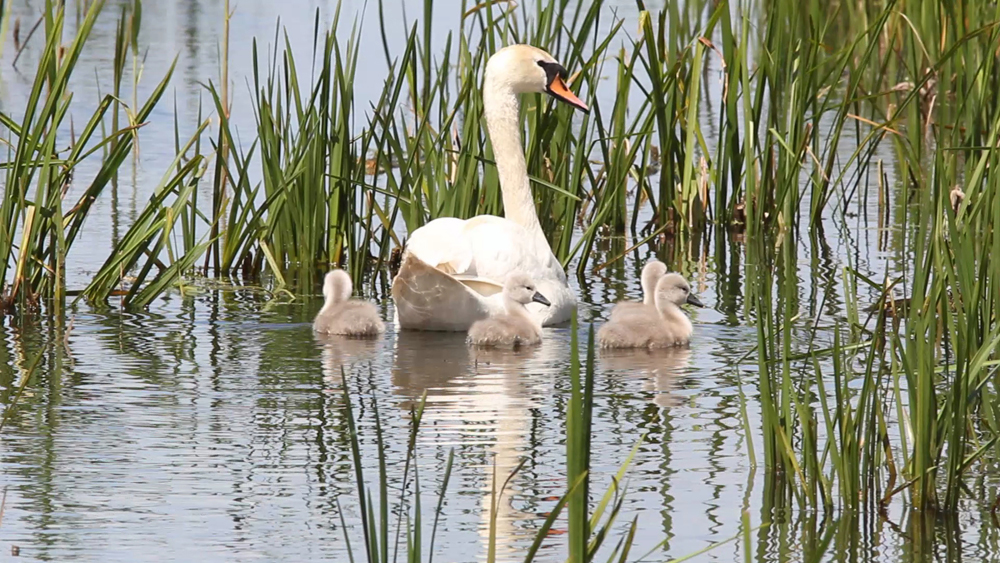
left=315, top=261, right=702, bottom=349
left=313, top=45, right=704, bottom=348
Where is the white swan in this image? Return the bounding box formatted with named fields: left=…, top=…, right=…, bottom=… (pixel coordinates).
left=608, top=259, right=668, bottom=320
left=597, top=273, right=703, bottom=348
left=313, top=270, right=385, bottom=337
left=467, top=273, right=550, bottom=348
left=392, top=44, right=589, bottom=331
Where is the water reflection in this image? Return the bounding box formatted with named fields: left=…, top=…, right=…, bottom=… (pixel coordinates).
left=316, top=333, right=380, bottom=387
left=391, top=330, right=472, bottom=396
left=599, top=346, right=691, bottom=408
left=466, top=347, right=541, bottom=562
left=390, top=331, right=562, bottom=560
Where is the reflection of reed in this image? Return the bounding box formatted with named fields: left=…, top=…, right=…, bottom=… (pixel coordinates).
left=599, top=346, right=691, bottom=407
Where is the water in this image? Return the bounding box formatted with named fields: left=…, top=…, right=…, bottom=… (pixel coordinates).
left=2, top=1, right=999, bottom=562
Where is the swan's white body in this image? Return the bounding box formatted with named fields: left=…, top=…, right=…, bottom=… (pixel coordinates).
left=392, top=45, right=588, bottom=331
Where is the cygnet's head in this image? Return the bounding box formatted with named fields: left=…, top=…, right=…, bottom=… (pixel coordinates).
left=485, top=45, right=589, bottom=113
left=322, top=269, right=353, bottom=305
left=655, top=273, right=704, bottom=308
left=504, top=272, right=551, bottom=307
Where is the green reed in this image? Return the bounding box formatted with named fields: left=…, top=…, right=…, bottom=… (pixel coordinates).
left=0, top=0, right=987, bottom=303
left=737, top=0, right=1000, bottom=515
left=0, top=0, right=173, bottom=314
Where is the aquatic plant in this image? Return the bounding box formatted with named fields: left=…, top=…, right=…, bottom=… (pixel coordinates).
left=0, top=0, right=173, bottom=314
left=737, top=0, right=1000, bottom=516
left=1, top=0, right=999, bottom=535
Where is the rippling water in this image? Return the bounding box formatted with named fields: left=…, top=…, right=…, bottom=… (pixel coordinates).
left=2, top=0, right=999, bottom=562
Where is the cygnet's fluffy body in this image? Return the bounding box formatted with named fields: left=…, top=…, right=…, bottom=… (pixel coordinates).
left=598, top=273, right=703, bottom=349
left=467, top=273, right=550, bottom=348
left=608, top=259, right=668, bottom=320
left=313, top=270, right=385, bottom=337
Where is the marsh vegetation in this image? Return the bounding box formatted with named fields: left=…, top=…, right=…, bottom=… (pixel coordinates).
left=1, top=0, right=999, bottom=560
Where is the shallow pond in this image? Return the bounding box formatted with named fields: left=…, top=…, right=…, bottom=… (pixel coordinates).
left=1, top=0, right=998, bottom=562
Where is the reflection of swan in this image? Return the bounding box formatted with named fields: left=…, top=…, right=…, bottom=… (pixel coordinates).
left=468, top=273, right=550, bottom=348
left=390, top=331, right=473, bottom=397
left=316, top=333, right=380, bottom=387
left=313, top=270, right=385, bottom=337
left=599, top=346, right=691, bottom=408
left=598, top=274, right=703, bottom=348
left=392, top=45, right=589, bottom=331
left=392, top=331, right=561, bottom=560
left=466, top=348, right=542, bottom=563
left=609, top=259, right=667, bottom=320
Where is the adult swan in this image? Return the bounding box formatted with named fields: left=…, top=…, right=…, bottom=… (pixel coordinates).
left=392, top=45, right=589, bottom=331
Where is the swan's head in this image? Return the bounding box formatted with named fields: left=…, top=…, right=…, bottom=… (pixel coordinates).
left=504, top=272, right=551, bottom=307
left=322, top=269, right=353, bottom=305
left=640, top=259, right=669, bottom=300
left=655, top=273, right=704, bottom=308
left=485, top=44, right=589, bottom=113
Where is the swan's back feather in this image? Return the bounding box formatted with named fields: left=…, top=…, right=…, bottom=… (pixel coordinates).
left=598, top=308, right=692, bottom=349
left=598, top=316, right=691, bottom=349
left=608, top=301, right=645, bottom=320
left=392, top=254, right=500, bottom=331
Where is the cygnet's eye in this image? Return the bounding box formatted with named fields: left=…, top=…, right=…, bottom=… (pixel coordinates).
left=683, top=287, right=689, bottom=293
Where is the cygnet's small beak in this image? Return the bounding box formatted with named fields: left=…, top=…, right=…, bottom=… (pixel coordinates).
left=546, top=75, right=590, bottom=113
left=686, top=293, right=705, bottom=308
left=532, top=292, right=552, bottom=307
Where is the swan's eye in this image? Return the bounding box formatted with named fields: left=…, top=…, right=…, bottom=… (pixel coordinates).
left=537, top=60, right=569, bottom=81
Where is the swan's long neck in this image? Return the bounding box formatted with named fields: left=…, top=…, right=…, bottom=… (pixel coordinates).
left=483, top=79, right=546, bottom=244
left=641, top=276, right=655, bottom=306
left=504, top=295, right=541, bottom=331
left=318, top=295, right=339, bottom=317
left=658, top=303, right=693, bottom=340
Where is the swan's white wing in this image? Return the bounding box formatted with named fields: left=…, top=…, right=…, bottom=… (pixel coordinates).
left=392, top=253, right=502, bottom=331
left=451, top=275, right=504, bottom=297
left=460, top=216, right=558, bottom=280
left=406, top=215, right=561, bottom=281
left=405, top=217, right=475, bottom=275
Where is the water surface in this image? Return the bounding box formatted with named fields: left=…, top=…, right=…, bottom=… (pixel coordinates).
left=1, top=1, right=998, bottom=562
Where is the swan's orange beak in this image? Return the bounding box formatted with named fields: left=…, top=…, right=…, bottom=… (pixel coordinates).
left=547, top=75, right=590, bottom=114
